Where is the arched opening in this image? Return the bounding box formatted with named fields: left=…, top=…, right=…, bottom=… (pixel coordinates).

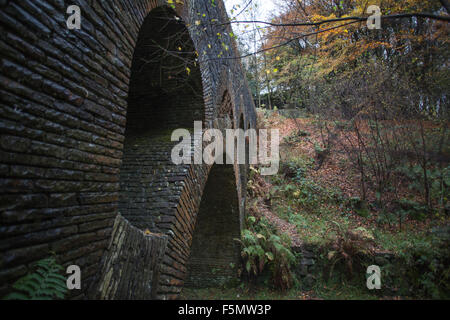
left=184, top=164, right=241, bottom=288
left=126, top=6, right=204, bottom=132
left=119, top=6, right=204, bottom=232
left=218, top=91, right=234, bottom=125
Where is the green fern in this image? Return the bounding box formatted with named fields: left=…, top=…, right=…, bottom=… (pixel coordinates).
left=3, top=258, right=68, bottom=300
left=237, top=215, right=296, bottom=290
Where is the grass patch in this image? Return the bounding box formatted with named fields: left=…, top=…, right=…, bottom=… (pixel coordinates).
left=180, top=279, right=384, bottom=300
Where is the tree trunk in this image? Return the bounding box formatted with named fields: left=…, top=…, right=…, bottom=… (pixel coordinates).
left=420, top=121, right=432, bottom=209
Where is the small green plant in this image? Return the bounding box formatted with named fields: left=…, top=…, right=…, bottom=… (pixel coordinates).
left=280, top=157, right=309, bottom=181
left=396, top=164, right=449, bottom=211
left=3, top=257, right=68, bottom=300
left=398, top=234, right=450, bottom=299
left=347, top=197, right=370, bottom=218
left=326, top=222, right=375, bottom=280
left=278, top=156, right=329, bottom=211
left=376, top=209, right=397, bottom=227
left=236, top=214, right=296, bottom=291
left=396, top=198, right=428, bottom=221
left=314, top=143, right=329, bottom=161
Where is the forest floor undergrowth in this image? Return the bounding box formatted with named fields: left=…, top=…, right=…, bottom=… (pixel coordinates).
left=181, top=110, right=449, bottom=300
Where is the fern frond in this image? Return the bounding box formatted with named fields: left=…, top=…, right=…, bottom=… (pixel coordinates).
left=3, top=292, right=29, bottom=300
left=3, top=257, right=68, bottom=300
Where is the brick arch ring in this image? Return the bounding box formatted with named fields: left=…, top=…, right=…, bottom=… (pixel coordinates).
left=87, top=1, right=255, bottom=299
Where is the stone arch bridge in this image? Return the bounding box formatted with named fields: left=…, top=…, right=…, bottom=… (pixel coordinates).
left=0, top=0, right=256, bottom=299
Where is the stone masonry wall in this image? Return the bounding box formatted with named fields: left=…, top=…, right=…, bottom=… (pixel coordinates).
left=90, top=214, right=168, bottom=300
left=118, top=133, right=190, bottom=233
left=184, top=164, right=241, bottom=288
left=0, top=0, right=257, bottom=299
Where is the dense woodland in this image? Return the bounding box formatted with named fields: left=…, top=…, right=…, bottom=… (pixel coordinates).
left=248, top=0, right=449, bottom=220
left=183, top=0, right=450, bottom=299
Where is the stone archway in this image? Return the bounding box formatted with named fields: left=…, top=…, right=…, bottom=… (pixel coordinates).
left=111, top=5, right=244, bottom=299
left=118, top=6, right=204, bottom=233
left=0, top=0, right=256, bottom=300
left=184, top=164, right=241, bottom=288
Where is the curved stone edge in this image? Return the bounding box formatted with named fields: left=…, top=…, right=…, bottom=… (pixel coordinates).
left=89, top=214, right=168, bottom=300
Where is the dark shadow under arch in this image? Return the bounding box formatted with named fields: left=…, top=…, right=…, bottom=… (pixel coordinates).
left=184, top=164, right=241, bottom=288
left=126, top=6, right=204, bottom=133
left=119, top=6, right=205, bottom=231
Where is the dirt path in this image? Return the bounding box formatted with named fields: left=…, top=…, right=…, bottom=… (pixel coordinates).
left=259, top=204, right=303, bottom=248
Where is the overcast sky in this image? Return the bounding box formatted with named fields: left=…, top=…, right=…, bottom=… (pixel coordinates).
left=223, top=0, right=279, bottom=52
left=224, top=0, right=278, bottom=21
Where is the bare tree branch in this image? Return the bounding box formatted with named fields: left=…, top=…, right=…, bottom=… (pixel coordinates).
left=203, top=20, right=360, bottom=61
left=219, top=12, right=450, bottom=28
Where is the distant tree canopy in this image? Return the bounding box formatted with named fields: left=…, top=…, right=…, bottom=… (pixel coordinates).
left=228, top=0, right=449, bottom=216
left=236, top=0, right=448, bottom=120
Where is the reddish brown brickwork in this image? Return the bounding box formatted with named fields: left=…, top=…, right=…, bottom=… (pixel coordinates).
left=0, top=0, right=256, bottom=299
